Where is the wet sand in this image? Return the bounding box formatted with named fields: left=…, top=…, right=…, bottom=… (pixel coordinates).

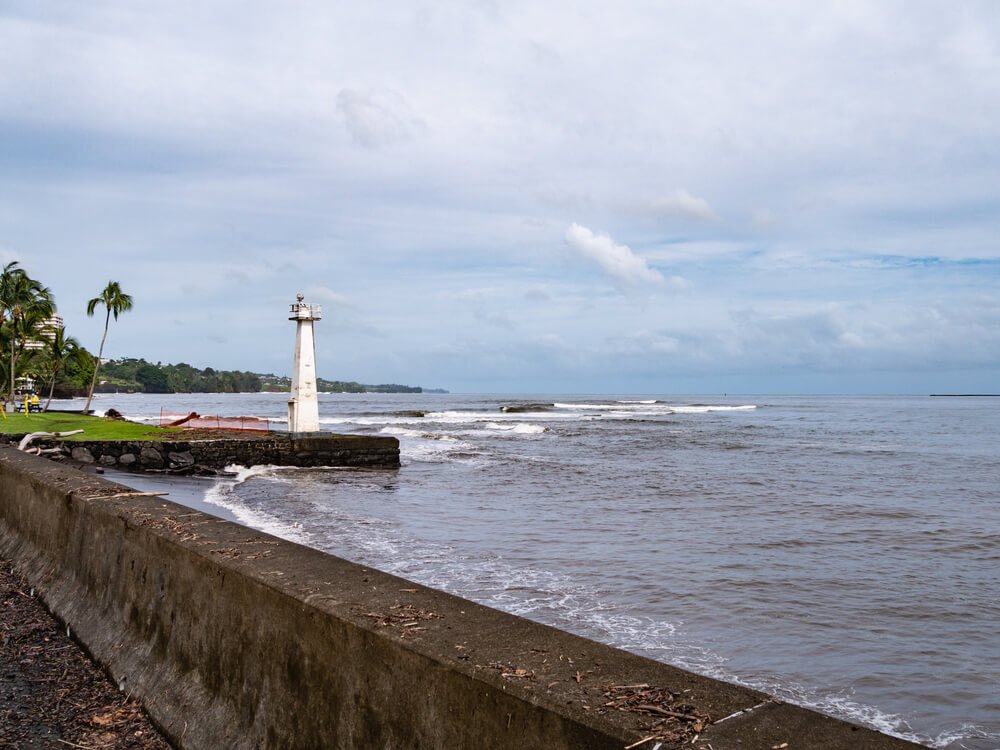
left=100, top=468, right=240, bottom=524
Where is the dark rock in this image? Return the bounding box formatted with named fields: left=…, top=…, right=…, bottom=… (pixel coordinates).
left=139, top=447, right=164, bottom=469
left=500, top=403, right=554, bottom=413
left=167, top=451, right=195, bottom=468
left=70, top=447, right=95, bottom=464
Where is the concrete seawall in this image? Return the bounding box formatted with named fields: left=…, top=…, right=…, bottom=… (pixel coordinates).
left=0, top=446, right=926, bottom=749
left=26, top=433, right=400, bottom=473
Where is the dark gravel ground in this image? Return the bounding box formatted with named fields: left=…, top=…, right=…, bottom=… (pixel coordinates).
left=0, top=559, right=173, bottom=749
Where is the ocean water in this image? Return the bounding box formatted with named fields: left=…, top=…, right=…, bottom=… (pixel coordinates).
left=78, top=391, right=999, bottom=749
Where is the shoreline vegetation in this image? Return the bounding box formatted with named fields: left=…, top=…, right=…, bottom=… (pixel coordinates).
left=0, top=412, right=359, bottom=444
left=0, top=412, right=182, bottom=441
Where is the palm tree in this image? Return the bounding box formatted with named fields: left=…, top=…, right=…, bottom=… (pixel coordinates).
left=38, top=328, right=88, bottom=410
left=0, top=261, right=24, bottom=398
left=0, top=262, right=55, bottom=402
left=84, top=281, right=133, bottom=412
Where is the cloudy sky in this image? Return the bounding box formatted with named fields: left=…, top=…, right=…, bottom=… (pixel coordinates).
left=2, top=1, right=998, bottom=393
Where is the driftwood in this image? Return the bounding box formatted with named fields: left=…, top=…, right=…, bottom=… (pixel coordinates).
left=82, top=491, right=168, bottom=501
left=163, top=412, right=199, bottom=427
left=18, top=430, right=85, bottom=452
left=29, top=447, right=64, bottom=457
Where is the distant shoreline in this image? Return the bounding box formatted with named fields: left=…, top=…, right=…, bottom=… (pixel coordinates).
left=929, top=393, right=1000, bottom=397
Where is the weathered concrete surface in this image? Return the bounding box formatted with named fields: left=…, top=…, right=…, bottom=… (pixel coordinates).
left=25, top=433, right=399, bottom=473
left=0, top=447, right=927, bottom=749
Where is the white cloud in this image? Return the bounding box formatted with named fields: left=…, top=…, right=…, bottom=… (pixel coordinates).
left=3, top=2, right=1000, bottom=391
left=565, top=223, right=664, bottom=290
left=751, top=208, right=776, bottom=230
left=941, top=16, right=1000, bottom=72
left=474, top=309, right=515, bottom=330
left=648, top=189, right=718, bottom=222
left=609, top=330, right=681, bottom=356
left=524, top=287, right=551, bottom=302
left=305, top=286, right=352, bottom=307
left=336, top=88, right=424, bottom=149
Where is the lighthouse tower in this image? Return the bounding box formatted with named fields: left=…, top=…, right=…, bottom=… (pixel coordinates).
left=287, top=293, right=323, bottom=434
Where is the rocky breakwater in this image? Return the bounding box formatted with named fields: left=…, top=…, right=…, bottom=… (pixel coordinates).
left=39, top=434, right=399, bottom=474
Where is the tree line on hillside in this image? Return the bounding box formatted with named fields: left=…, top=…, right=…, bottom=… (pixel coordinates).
left=99, top=359, right=263, bottom=394
left=260, top=375, right=425, bottom=394
left=100, top=363, right=431, bottom=394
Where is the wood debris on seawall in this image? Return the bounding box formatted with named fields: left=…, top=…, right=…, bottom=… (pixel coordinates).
left=0, top=558, right=172, bottom=748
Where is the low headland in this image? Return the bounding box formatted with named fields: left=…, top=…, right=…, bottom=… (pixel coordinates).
left=90, top=357, right=448, bottom=395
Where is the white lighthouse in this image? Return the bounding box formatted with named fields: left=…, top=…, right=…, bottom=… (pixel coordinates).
left=287, top=293, right=323, bottom=434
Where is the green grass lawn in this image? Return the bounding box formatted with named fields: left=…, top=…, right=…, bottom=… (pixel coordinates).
left=0, top=412, right=182, bottom=441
